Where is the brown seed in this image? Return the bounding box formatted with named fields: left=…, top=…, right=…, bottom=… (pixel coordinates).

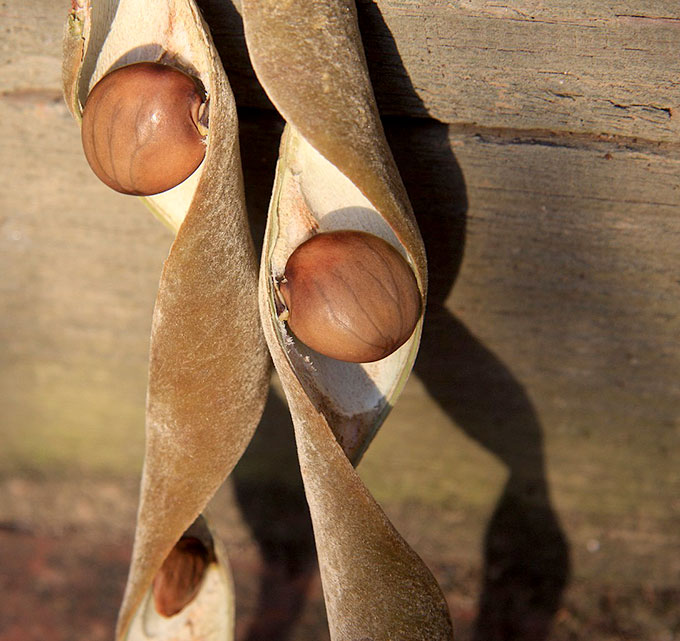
left=81, top=62, right=206, bottom=196
left=152, top=537, right=211, bottom=617
left=279, top=230, right=422, bottom=363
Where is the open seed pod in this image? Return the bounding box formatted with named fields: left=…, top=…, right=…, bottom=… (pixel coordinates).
left=126, top=516, right=234, bottom=641
left=243, top=0, right=454, bottom=639
left=63, top=1, right=271, bottom=639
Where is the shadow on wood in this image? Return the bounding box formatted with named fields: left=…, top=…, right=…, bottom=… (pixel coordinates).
left=232, top=390, right=320, bottom=641
left=365, top=5, right=572, bottom=641
left=386, top=113, right=571, bottom=641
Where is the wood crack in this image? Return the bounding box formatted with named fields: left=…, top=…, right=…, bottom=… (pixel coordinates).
left=0, top=88, right=64, bottom=104
left=235, top=106, right=680, bottom=160
left=444, top=123, right=680, bottom=158
left=607, top=100, right=673, bottom=118
left=615, top=14, right=680, bottom=24
left=476, top=184, right=679, bottom=208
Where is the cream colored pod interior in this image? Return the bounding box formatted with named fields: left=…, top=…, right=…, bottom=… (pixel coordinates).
left=242, top=0, right=430, bottom=465
left=65, top=0, right=210, bottom=231
left=126, top=517, right=234, bottom=641
left=264, top=125, right=425, bottom=460
left=63, top=1, right=271, bottom=639
left=243, top=0, right=455, bottom=639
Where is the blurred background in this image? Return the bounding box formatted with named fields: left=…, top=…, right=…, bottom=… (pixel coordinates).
left=1, top=1, right=679, bottom=640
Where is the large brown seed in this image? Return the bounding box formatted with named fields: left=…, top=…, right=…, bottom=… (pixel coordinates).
left=152, top=537, right=211, bottom=618
left=81, top=62, right=206, bottom=196
left=279, top=230, right=422, bottom=363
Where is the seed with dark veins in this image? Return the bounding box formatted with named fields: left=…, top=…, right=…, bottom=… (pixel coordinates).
left=279, top=230, right=422, bottom=363
left=81, top=61, right=206, bottom=196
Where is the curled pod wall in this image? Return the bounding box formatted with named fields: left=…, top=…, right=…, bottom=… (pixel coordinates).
left=63, top=0, right=271, bottom=638
left=243, top=0, right=454, bottom=639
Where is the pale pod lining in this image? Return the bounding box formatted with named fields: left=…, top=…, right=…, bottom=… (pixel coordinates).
left=78, top=0, right=213, bottom=232
left=268, top=126, right=420, bottom=420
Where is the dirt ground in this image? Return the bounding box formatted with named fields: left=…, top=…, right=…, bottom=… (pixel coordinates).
left=1, top=386, right=679, bottom=641
left=0, top=471, right=678, bottom=641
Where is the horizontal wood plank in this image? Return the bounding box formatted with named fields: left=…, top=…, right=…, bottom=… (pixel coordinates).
left=2, top=92, right=677, bottom=518
left=200, top=0, right=680, bottom=142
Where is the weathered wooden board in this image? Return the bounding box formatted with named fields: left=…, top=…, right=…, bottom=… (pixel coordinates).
left=202, top=0, right=680, bottom=142
left=0, top=89, right=168, bottom=475
left=2, top=89, right=677, bottom=544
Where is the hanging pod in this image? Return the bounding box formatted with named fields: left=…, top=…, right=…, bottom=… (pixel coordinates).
left=243, top=0, right=454, bottom=639
left=63, top=1, right=271, bottom=639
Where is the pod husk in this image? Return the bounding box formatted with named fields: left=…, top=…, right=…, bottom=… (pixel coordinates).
left=63, top=1, right=271, bottom=639
left=243, top=1, right=454, bottom=639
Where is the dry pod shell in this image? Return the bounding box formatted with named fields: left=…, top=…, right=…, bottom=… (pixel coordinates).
left=63, top=1, right=270, bottom=639
left=244, top=0, right=454, bottom=638
left=280, top=230, right=422, bottom=362
left=126, top=517, right=235, bottom=641
left=81, top=62, right=207, bottom=196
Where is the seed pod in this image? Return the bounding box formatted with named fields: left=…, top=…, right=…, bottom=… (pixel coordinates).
left=64, top=1, right=270, bottom=639
left=81, top=62, right=206, bottom=196
left=152, top=537, right=211, bottom=617
left=246, top=0, right=453, bottom=638
left=125, top=517, right=234, bottom=640
left=280, top=230, right=421, bottom=363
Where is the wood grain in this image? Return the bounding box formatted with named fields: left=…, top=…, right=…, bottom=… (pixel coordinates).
left=199, top=0, right=680, bottom=142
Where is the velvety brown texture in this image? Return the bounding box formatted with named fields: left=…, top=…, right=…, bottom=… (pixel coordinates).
left=81, top=62, right=206, bottom=195
left=245, top=0, right=454, bottom=638
left=260, top=265, right=453, bottom=640
left=63, top=1, right=271, bottom=639
left=117, top=62, right=269, bottom=641
left=280, top=230, right=422, bottom=363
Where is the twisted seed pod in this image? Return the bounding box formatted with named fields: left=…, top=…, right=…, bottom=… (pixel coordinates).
left=81, top=62, right=206, bottom=196
left=243, top=0, right=455, bottom=639
left=280, top=230, right=422, bottom=363
left=63, top=1, right=270, bottom=639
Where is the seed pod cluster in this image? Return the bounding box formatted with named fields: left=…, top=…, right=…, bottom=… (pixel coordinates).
left=279, top=230, right=422, bottom=363
left=81, top=62, right=206, bottom=196
left=152, top=537, right=212, bottom=618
